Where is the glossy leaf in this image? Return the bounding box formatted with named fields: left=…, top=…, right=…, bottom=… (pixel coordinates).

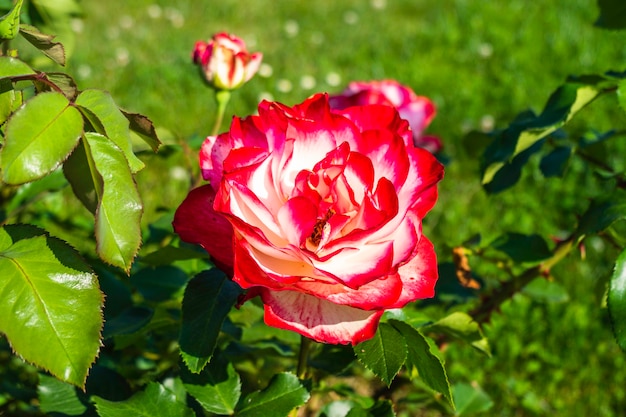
left=426, top=312, right=490, bottom=356
left=575, top=190, right=626, bottom=238
left=179, top=269, right=243, bottom=373
left=18, top=24, right=66, bottom=66
left=452, top=382, right=493, bottom=416
left=84, top=132, right=143, bottom=272
left=235, top=372, right=310, bottom=417
left=609, top=248, right=626, bottom=352
left=0, top=224, right=103, bottom=387
left=492, top=232, right=552, bottom=263
left=1, top=91, right=83, bottom=184
left=182, top=354, right=241, bottom=415
left=0, top=56, right=35, bottom=78
left=390, top=320, right=453, bottom=406
left=355, top=322, right=407, bottom=386
left=0, top=0, right=22, bottom=40
left=76, top=89, right=144, bottom=173
left=540, top=146, right=571, bottom=178
left=481, top=82, right=602, bottom=191
left=0, top=87, right=21, bottom=125
left=595, top=0, right=626, bottom=29
left=93, top=382, right=194, bottom=417
left=38, top=374, right=87, bottom=416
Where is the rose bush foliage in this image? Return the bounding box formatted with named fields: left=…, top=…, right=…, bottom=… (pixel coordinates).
left=192, top=32, right=263, bottom=90
left=174, top=93, right=444, bottom=344
left=329, top=80, right=442, bottom=153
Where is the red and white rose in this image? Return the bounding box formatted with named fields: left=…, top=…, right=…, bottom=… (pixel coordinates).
left=192, top=32, right=262, bottom=90
left=329, top=80, right=442, bottom=153
left=174, top=93, right=444, bottom=344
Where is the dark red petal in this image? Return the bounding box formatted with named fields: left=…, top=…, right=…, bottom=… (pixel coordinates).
left=172, top=185, right=234, bottom=276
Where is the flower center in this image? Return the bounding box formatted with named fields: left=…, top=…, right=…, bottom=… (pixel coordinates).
left=309, top=208, right=335, bottom=246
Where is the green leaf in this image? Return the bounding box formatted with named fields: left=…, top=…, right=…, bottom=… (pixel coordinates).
left=0, top=224, right=103, bottom=387
left=182, top=354, right=241, bottom=415
left=63, top=139, right=100, bottom=214
left=522, top=278, right=570, bottom=303
left=575, top=190, right=626, bottom=238
left=609, top=248, right=626, bottom=352
left=595, top=0, right=626, bottom=30
left=93, top=382, right=194, bottom=417
left=492, top=233, right=552, bottom=263
left=36, top=72, right=78, bottom=100
left=0, top=0, right=22, bottom=40
left=0, top=56, right=35, bottom=78
left=426, top=312, right=490, bottom=356
left=38, top=374, right=87, bottom=416
left=539, top=146, right=571, bottom=178
left=1, top=91, right=83, bottom=184
left=481, top=81, right=602, bottom=191
left=452, top=382, right=493, bottom=416
left=84, top=132, right=143, bottom=272
left=76, top=89, right=144, bottom=173
left=179, top=269, right=243, bottom=373
left=482, top=140, right=544, bottom=194
left=235, top=372, right=310, bottom=417
left=389, top=320, right=453, bottom=407
left=354, top=322, right=407, bottom=386
left=18, top=24, right=65, bottom=66
left=121, top=110, right=161, bottom=152
left=0, top=86, right=21, bottom=125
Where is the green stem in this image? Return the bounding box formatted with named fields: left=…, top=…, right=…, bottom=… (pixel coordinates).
left=296, top=336, right=312, bottom=380
left=211, top=89, right=231, bottom=136
left=471, top=234, right=581, bottom=322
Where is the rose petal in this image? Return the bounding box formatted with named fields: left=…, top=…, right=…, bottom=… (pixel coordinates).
left=172, top=185, right=234, bottom=275
left=293, top=272, right=403, bottom=310
left=276, top=196, right=319, bottom=246
left=260, top=289, right=384, bottom=344
left=313, top=240, right=395, bottom=288
left=391, top=235, right=439, bottom=308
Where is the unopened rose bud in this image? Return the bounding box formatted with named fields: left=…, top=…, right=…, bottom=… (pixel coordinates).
left=192, top=32, right=262, bottom=91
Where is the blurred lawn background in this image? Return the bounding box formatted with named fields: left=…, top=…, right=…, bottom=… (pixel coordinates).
left=47, top=0, right=626, bottom=415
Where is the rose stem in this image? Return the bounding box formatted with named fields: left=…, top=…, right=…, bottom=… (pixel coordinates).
left=296, top=335, right=313, bottom=380
left=211, top=89, right=231, bottom=136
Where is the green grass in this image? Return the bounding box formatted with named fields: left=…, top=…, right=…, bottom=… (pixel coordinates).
left=41, top=0, right=626, bottom=415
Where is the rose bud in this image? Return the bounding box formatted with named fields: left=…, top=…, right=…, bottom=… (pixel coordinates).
left=192, top=32, right=262, bottom=90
